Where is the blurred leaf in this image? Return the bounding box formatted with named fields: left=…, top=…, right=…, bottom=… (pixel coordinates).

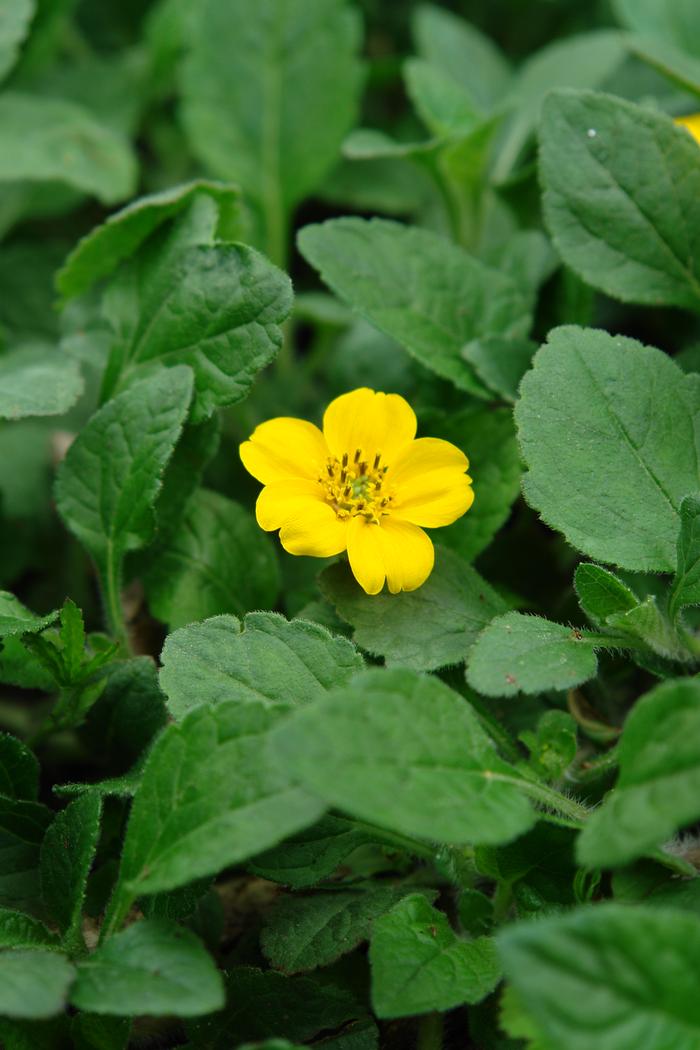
left=0, top=909, right=58, bottom=950
left=0, top=734, right=38, bottom=800
left=0, top=0, right=34, bottom=82
left=271, top=668, right=536, bottom=846
left=0, top=950, right=74, bottom=1019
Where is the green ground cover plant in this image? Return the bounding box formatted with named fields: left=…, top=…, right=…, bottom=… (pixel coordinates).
left=2, top=0, right=700, bottom=1047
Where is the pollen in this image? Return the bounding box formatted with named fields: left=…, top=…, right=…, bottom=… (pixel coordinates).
left=319, top=447, right=392, bottom=523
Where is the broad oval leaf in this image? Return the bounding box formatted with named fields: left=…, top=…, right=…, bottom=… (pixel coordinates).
left=0, top=348, right=83, bottom=420
left=159, top=612, right=362, bottom=720
left=516, top=326, right=700, bottom=571
left=0, top=949, right=75, bottom=1019
left=271, top=668, right=536, bottom=847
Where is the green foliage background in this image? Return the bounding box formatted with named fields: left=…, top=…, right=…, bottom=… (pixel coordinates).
left=2, top=0, right=700, bottom=1047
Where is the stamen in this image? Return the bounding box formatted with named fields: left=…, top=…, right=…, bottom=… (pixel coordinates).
left=354, top=448, right=361, bottom=463
left=373, top=453, right=381, bottom=469
left=342, top=452, right=349, bottom=467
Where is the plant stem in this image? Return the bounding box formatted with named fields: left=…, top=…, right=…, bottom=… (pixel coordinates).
left=417, top=1012, right=443, bottom=1050
left=102, top=543, right=130, bottom=653
left=350, top=819, right=436, bottom=862
left=514, top=776, right=591, bottom=824
left=567, top=746, right=619, bottom=785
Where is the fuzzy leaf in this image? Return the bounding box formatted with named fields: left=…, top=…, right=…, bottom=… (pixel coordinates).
left=250, top=816, right=383, bottom=889
left=0, top=796, right=52, bottom=910
left=271, top=668, right=536, bottom=847
left=577, top=677, right=700, bottom=868
left=320, top=548, right=506, bottom=671
left=112, top=700, right=324, bottom=906
left=145, top=490, right=280, bottom=629
left=670, top=495, right=700, bottom=620
left=0, top=593, right=57, bottom=639
left=516, top=326, right=700, bottom=572
left=159, top=612, right=362, bottom=721
left=574, top=563, right=638, bottom=625
left=467, top=613, right=601, bottom=697
left=298, top=217, right=531, bottom=396
left=0, top=910, right=58, bottom=950
left=370, top=894, right=500, bottom=1018
left=540, top=89, right=700, bottom=310
left=70, top=921, right=223, bottom=1017
left=0, top=734, right=38, bottom=800
left=55, top=367, right=193, bottom=577
left=0, top=950, right=75, bottom=1019
left=40, top=794, right=102, bottom=941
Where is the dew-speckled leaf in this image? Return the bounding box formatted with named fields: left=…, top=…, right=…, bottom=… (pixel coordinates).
left=0, top=93, right=136, bottom=204
left=540, top=90, right=700, bottom=310
left=577, top=678, right=700, bottom=868
left=159, top=612, right=362, bottom=720
left=271, top=668, right=535, bottom=846
left=516, top=327, right=700, bottom=571
left=298, top=218, right=530, bottom=396
left=498, top=903, right=700, bottom=1050
left=370, top=894, right=500, bottom=1018
left=113, top=700, right=324, bottom=904
left=145, top=490, right=280, bottom=630
left=55, top=368, right=193, bottom=578
left=70, top=921, right=223, bottom=1017
left=320, top=549, right=506, bottom=671
left=467, top=613, right=601, bottom=698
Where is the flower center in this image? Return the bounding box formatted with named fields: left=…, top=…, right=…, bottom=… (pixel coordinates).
left=319, top=448, right=393, bottom=523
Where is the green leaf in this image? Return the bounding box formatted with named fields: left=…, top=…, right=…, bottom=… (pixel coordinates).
left=0, top=910, right=58, bottom=950
left=0, top=93, right=136, bottom=204
left=159, top=612, right=362, bottom=721
left=403, top=58, right=479, bottom=136
left=320, top=549, right=506, bottom=671
left=614, top=0, right=700, bottom=54
left=494, top=33, right=624, bottom=182
left=0, top=734, right=38, bottom=800
left=262, top=885, right=412, bottom=974
left=148, top=415, right=221, bottom=547
left=249, top=815, right=383, bottom=888
left=498, top=903, right=700, bottom=1050
left=670, top=495, right=700, bottom=620
left=298, top=218, right=531, bottom=397
left=55, top=367, right=193, bottom=605
left=423, top=408, right=522, bottom=562
left=0, top=347, right=83, bottom=420
left=540, top=90, right=700, bottom=310
left=370, top=894, right=500, bottom=1018
left=574, top=563, right=638, bottom=625
left=0, top=796, right=52, bottom=910
left=180, top=0, right=363, bottom=261
left=104, top=239, right=293, bottom=424
left=467, top=613, right=602, bottom=698
left=109, top=700, right=324, bottom=918
left=70, top=1015, right=130, bottom=1050
left=57, top=599, right=85, bottom=683
left=0, top=0, right=34, bottom=82
left=0, top=950, right=75, bottom=1019
left=0, top=1017, right=71, bottom=1050
left=57, top=179, right=239, bottom=298
left=606, top=595, right=687, bottom=661
left=271, top=668, right=536, bottom=847
left=520, top=711, right=578, bottom=781
left=0, top=593, right=57, bottom=638
left=40, top=794, right=101, bottom=943
left=412, top=5, right=511, bottom=110
left=577, top=678, right=700, bottom=868
left=83, top=657, right=167, bottom=769
left=70, top=920, right=224, bottom=1017
left=628, top=35, right=700, bottom=97
left=187, top=967, right=363, bottom=1048
left=516, top=326, right=700, bottom=572
left=145, top=490, right=280, bottom=629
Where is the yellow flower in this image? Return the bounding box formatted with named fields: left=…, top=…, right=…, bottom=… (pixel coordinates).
left=240, top=387, right=474, bottom=595
left=675, top=113, right=700, bottom=145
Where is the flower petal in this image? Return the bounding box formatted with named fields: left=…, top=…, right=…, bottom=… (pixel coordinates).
left=256, top=480, right=326, bottom=531
left=380, top=518, right=435, bottom=594
left=279, top=502, right=348, bottom=558
left=240, top=418, right=328, bottom=484
left=346, top=516, right=386, bottom=595
left=323, top=388, right=417, bottom=464
left=390, top=437, right=474, bottom=528
left=676, top=113, right=700, bottom=146
left=346, top=515, right=435, bottom=595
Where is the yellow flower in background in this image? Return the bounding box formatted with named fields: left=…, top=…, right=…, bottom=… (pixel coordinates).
left=240, top=388, right=474, bottom=595
left=675, top=113, right=700, bottom=144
